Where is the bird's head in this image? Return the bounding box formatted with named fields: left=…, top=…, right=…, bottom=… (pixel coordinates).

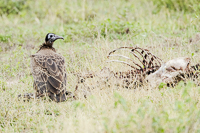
left=44, top=33, right=64, bottom=46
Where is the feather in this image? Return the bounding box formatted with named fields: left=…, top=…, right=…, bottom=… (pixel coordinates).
left=31, top=47, right=68, bottom=102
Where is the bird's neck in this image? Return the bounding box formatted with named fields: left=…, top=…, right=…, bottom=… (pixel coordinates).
left=37, top=43, right=56, bottom=53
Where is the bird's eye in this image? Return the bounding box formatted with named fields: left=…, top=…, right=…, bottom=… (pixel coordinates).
left=50, top=35, right=53, bottom=38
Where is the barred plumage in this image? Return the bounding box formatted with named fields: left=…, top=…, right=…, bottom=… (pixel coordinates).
left=30, top=33, right=70, bottom=102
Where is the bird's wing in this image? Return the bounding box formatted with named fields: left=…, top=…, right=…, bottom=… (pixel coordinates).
left=31, top=54, right=67, bottom=95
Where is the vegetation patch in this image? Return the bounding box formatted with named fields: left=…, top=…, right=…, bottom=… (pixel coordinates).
left=0, top=0, right=200, bottom=132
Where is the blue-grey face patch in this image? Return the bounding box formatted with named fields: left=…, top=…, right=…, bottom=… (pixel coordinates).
left=48, top=33, right=55, bottom=40
left=45, top=33, right=55, bottom=43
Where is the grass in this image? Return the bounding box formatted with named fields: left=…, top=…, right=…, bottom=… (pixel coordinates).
left=0, top=0, right=200, bottom=132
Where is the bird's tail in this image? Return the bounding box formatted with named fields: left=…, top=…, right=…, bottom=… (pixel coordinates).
left=48, top=91, right=66, bottom=102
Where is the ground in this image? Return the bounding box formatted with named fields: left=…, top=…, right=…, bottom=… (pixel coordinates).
left=0, top=0, right=200, bottom=132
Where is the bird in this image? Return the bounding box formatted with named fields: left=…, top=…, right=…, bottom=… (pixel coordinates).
left=30, top=33, right=69, bottom=102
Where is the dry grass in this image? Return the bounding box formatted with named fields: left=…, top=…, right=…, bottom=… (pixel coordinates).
left=0, top=0, right=200, bottom=132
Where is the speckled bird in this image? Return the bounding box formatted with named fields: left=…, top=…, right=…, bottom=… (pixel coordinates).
left=31, top=33, right=69, bottom=102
